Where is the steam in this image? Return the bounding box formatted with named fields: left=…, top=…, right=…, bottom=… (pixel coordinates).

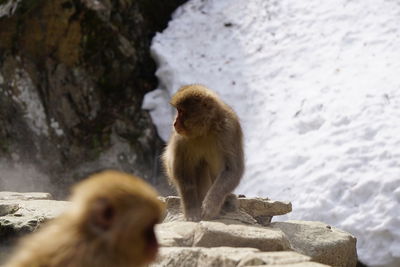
left=0, top=160, right=53, bottom=194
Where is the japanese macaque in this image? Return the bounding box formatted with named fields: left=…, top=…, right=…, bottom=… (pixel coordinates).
left=5, top=170, right=165, bottom=267
left=162, top=84, right=244, bottom=221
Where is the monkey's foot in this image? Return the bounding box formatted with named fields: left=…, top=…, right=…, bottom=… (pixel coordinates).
left=184, top=209, right=201, bottom=222
left=201, top=207, right=220, bottom=221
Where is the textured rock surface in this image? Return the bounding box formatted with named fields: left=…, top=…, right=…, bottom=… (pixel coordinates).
left=0, top=194, right=70, bottom=264
left=272, top=221, right=357, bottom=267
left=0, top=192, right=52, bottom=201
left=151, top=248, right=328, bottom=267
left=159, top=196, right=291, bottom=224
left=238, top=197, right=292, bottom=225
left=0, top=194, right=357, bottom=266
left=193, top=221, right=290, bottom=251
left=0, top=199, right=70, bottom=238
left=0, top=0, right=186, bottom=197
left=156, top=221, right=290, bottom=252
left=249, top=263, right=329, bottom=267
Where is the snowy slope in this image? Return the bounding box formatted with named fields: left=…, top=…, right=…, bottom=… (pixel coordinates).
left=142, top=0, right=400, bottom=266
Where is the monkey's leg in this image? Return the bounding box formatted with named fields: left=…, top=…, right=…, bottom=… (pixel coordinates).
left=196, top=160, right=213, bottom=204
left=172, top=157, right=202, bottom=221
left=180, top=183, right=201, bottom=221
left=201, top=169, right=241, bottom=220
left=176, top=172, right=202, bottom=222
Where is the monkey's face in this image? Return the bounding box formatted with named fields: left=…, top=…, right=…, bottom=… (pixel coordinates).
left=173, top=107, right=188, bottom=136
left=173, top=103, right=213, bottom=138
left=77, top=194, right=163, bottom=266
left=111, top=200, right=163, bottom=266
left=59, top=171, right=164, bottom=267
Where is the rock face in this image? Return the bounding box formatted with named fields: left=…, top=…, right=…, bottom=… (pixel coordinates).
left=238, top=196, right=292, bottom=225
left=157, top=221, right=291, bottom=252
left=0, top=0, right=186, bottom=197
left=0, top=192, right=70, bottom=263
left=0, top=192, right=69, bottom=240
left=152, top=248, right=330, bottom=267
left=0, top=194, right=357, bottom=266
left=154, top=196, right=357, bottom=267
left=272, top=221, right=358, bottom=267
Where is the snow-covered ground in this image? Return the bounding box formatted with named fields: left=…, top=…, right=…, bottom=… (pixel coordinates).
left=142, top=0, right=400, bottom=266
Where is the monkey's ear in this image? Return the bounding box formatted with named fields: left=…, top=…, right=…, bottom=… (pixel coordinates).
left=90, top=197, right=115, bottom=231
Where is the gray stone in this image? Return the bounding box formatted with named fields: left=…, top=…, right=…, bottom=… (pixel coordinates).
left=0, top=195, right=357, bottom=267
left=272, top=221, right=357, bottom=267
left=193, top=221, right=290, bottom=251
left=151, top=247, right=257, bottom=267
left=156, top=221, right=198, bottom=247
left=157, top=221, right=290, bottom=252
left=249, top=263, right=330, bottom=267
left=0, top=192, right=53, bottom=201
left=0, top=199, right=70, bottom=236
left=159, top=196, right=258, bottom=224
left=160, top=196, right=291, bottom=225
left=0, top=0, right=187, bottom=198
left=0, top=203, right=19, bottom=216
left=237, top=251, right=311, bottom=266
left=151, top=247, right=325, bottom=267
left=238, top=197, right=292, bottom=225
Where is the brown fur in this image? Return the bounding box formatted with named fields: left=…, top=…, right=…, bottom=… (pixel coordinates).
left=163, top=84, right=244, bottom=221
left=5, top=170, right=165, bottom=267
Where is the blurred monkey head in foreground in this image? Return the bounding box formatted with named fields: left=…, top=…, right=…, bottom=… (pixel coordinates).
left=6, top=170, right=165, bottom=267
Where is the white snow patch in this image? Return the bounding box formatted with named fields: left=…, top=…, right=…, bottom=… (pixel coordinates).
left=144, top=0, right=400, bottom=266
left=142, top=89, right=174, bottom=141
left=11, top=69, right=49, bottom=136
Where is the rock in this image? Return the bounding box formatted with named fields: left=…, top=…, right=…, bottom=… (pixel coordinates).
left=159, top=196, right=185, bottom=222
left=237, top=251, right=311, bottom=266
left=272, top=221, right=357, bottom=267
left=193, top=221, right=290, bottom=251
left=0, top=0, right=187, bottom=198
left=151, top=247, right=326, bottom=267
left=0, top=195, right=357, bottom=267
left=0, top=199, right=70, bottom=240
left=156, top=221, right=290, bottom=252
left=238, top=197, right=292, bottom=225
left=156, top=221, right=198, bottom=247
left=0, top=204, right=19, bottom=216
left=249, top=263, right=329, bottom=267
left=160, top=196, right=290, bottom=225
left=152, top=247, right=258, bottom=267
left=0, top=192, right=53, bottom=200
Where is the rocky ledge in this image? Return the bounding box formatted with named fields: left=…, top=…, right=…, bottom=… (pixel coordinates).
left=0, top=193, right=357, bottom=266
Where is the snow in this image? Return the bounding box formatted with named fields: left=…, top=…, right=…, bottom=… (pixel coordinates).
left=142, top=0, right=400, bottom=266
